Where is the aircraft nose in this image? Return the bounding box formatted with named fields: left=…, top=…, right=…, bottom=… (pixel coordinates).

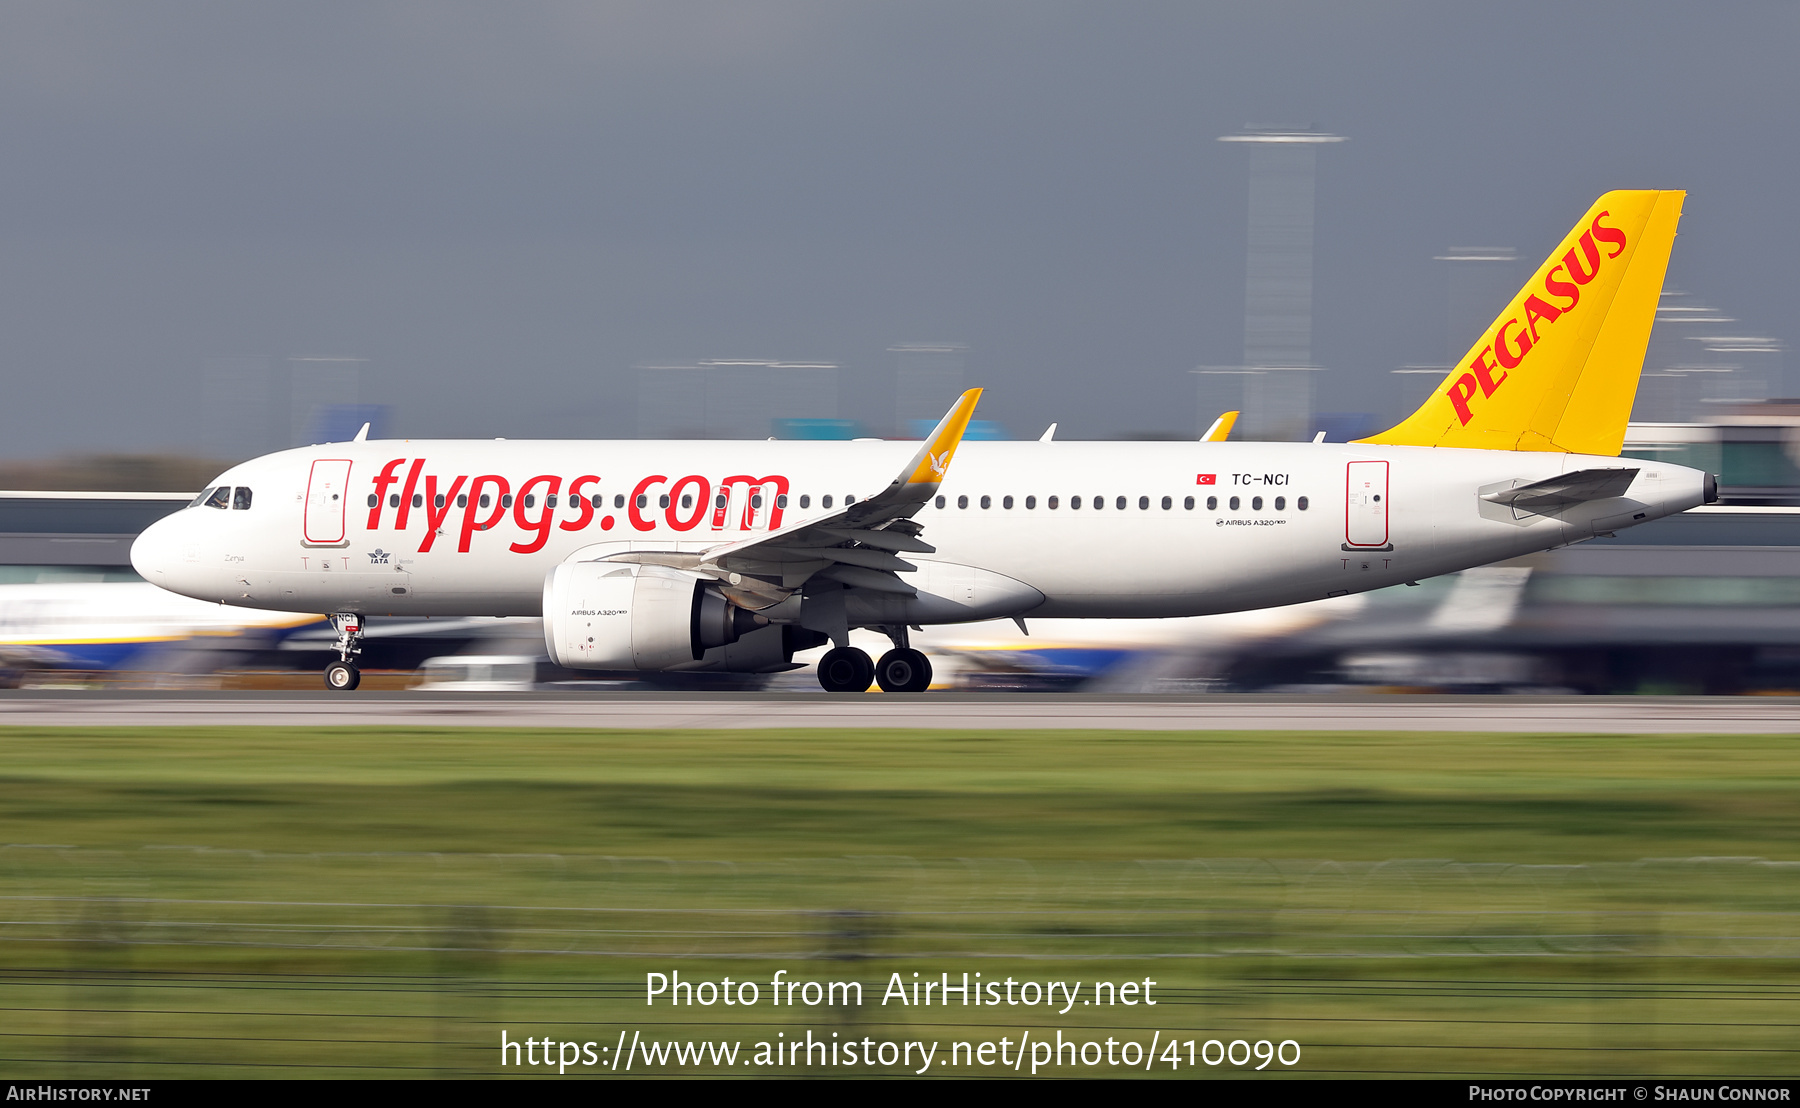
left=130, top=514, right=182, bottom=584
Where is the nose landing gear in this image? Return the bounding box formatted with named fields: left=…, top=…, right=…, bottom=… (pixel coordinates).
left=324, top=613, right=364, bottom=691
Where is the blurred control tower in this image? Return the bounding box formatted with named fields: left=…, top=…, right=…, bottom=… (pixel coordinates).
left=1207, top=128, right=1343, bottom=440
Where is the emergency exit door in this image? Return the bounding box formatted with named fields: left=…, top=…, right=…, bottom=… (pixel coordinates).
left=303, top=459, right=353, bottom=545
left=1344, top=460, right=1390, bottom=548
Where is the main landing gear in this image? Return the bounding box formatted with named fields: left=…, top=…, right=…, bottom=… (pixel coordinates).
left=324, top=613, right=364, bottom=691
left=815, top=627, right=932, bottom=694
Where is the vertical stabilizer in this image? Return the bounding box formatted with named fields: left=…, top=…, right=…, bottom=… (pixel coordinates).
left=1359, top=190, right=1684, bottom=454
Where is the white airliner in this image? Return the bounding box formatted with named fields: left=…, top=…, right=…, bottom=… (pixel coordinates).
left=132, top=190, right=1708, bottom=693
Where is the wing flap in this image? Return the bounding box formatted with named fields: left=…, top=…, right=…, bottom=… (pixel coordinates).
left=816, top=564, right=917, bottom=595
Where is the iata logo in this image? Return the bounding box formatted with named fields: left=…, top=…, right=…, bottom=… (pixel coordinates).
left=366, top=548, right=391, bottom=565
left=1444, top=210, right=1628, bottom=426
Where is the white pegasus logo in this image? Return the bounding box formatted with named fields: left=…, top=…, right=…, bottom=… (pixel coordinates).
left=928, top=451, right=949, bottom=477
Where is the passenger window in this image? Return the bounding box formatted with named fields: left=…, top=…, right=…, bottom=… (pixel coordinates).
left=1117, top=496, right=1127, bottom=510
left=456, top=494, right=468, bottom=508
left=524, top=494, right=536, bottom=509
left=1002, top=495, right=1013, bottom=509
left=412, top=494, right=423, bottom=509
left=1071, top=496, right=1081, bottom=509
left=434, top=494, right=445, bottom=509
left=979, top=495, right=991, bottom=509
left=233, top=487, right=253, bottom=511
left=823, top=495, right=833, bottom=509
left=1184, top=496, right=1195, bottom=510
left=957, top=495, right=968, bottom=509
left=801, top=495, right=812, bottom=509
left=366, top=494, right=378, bottom=508
left=846, top=494, right=856, bottom=504
left=388, top=493, right=399, bottom=509
left=934, top=495, right=944, bottom=509
left=657, top=494, right=669, bottom=509
left=1161, top=496, right=1171, bottom=510
left=1229, top=496, right=1240, bottom=510
left=1298, top=496, right=1309, bottom=510
left=1046, top=495, right=1057, bottom=509
left=751, top=494, right=763, bottom=509
left=1025, top=496, right=1036, bottom=509
left=591, top=494, right=602, bottom=509
left=1207, top=496, right=1217, bottom=510
left=1275, top=496, right=1285, bottom=510
left=1252, top=496, right=1263, bottom=510
left=1139, top=496, right=1149, bottom=510
left=203, top=486, right=230, bottom=510
left=614, top=494, right=625, bottom=509
left=1093, top=495, right=1103, bottom=511
left=501, top=494, right=513, bottom=508
left=776, top=494, right=787, bottom=509
left=478, top=494, right=490, bottom=509
left=636, top=495, right=647, bottom=509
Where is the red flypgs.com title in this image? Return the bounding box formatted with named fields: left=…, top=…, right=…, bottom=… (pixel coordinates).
left=1443, top=210, right=1628, bottom=426
left=366, top=461, right=790, bottom=555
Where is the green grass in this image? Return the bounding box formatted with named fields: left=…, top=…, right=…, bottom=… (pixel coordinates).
left=2, top=726, right=1799, bottom=1078
left=2, top=726, right=1799, bottom=859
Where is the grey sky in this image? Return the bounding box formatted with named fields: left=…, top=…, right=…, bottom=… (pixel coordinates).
left=0, top=2, right=1794, bottom=457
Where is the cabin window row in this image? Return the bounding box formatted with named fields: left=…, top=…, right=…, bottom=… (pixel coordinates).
left=928, top=493, right=1310, bottom=512
left=360, top=486, right=1309, bottom=515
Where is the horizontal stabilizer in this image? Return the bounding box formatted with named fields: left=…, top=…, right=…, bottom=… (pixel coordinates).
left=1481, top=467, right=1639, bottom=510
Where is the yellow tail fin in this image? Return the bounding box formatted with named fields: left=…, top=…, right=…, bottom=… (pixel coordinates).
left=1358, top=190, right=1685, bottom=455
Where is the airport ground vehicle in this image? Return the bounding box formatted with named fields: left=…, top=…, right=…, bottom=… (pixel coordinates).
left=131, top=191, right=1709, bottom=692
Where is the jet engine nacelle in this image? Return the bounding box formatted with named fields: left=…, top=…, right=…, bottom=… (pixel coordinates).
left=543, top=561, right=767, bottom=671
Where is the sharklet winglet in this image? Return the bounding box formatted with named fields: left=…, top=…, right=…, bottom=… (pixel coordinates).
left=900, top=388, right=983, bottom=490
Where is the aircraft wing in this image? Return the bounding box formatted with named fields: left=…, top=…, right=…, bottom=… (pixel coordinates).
left=694, top=389, right=983, bottom=603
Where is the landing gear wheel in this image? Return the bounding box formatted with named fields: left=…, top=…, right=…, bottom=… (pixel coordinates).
left=875, top=648, right=932, bottom=693
left=324, top=660, right=361, bottom=691
left=817, top=647, right=874, bottom=693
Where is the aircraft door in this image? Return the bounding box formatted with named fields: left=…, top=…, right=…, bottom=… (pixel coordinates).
left=1344, top=460, right=1390, bottom=548
left=304, top=459, right=353, bottom=545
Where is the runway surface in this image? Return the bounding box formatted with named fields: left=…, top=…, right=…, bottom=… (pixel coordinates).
left=4, top=691, right=1800, bottom=732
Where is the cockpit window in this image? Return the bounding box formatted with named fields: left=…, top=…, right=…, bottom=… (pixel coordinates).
left=202, top=486, right=231, bottom=510
left=232, top=486, right=253, bottom=510
left=189, top=486, right=216, bottom=507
